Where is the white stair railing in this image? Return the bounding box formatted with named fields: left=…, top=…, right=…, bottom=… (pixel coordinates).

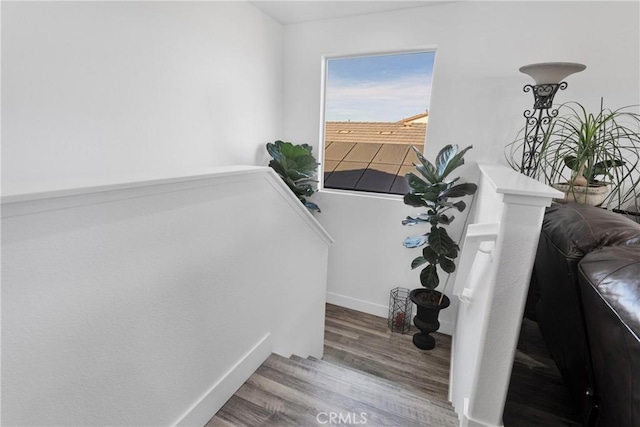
left=2, top=166, right=333, bottom=427
left=449, top=164, right=561, bottom=427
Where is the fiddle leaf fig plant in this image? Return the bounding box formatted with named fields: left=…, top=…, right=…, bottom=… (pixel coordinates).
left=266, top=140, right=321, bottom=213
left=403, top=145, right=477, bottom=301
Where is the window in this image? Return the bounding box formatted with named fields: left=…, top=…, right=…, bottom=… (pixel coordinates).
left=322, top=50, right=436, bottom=195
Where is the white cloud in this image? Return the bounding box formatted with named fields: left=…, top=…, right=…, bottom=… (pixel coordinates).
left=325, top=74, right=431, bottom=122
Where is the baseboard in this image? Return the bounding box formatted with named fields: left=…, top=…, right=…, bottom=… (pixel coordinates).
left=326, top=291, right=388, bottom=318
left=174, top=333, right=272, bottom=427
left=326, top=291, right=454, bottom=336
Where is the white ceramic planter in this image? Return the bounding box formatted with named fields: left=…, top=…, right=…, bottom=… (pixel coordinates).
left=552, top=182, right=613, bottom=206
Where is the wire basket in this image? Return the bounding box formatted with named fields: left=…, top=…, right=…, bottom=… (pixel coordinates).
left=388, top=287, right=412, bottom=334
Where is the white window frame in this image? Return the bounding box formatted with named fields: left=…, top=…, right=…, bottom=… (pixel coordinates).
left=318, top=47, right=438, bottom=198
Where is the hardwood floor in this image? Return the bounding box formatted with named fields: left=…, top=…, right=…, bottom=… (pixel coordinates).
left=503, top=318, right=581, bottom=426
left=322, top=304, right=453, bottom=409
left=207, top=304, right=581, bottom=426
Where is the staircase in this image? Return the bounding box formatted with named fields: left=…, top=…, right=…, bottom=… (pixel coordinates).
left=1, top=167, right=332, bottom=427
left=208, top=354, right=459, bottom=426
left=206, top=303, right=584, bottom=427
left=206, top=305, right=459, bottom=427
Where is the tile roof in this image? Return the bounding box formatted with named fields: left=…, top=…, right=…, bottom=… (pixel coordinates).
left=323, top=120, right=427, bottom=194
left=325, top=121, right=427, bottom=146
left=398, top=111, right=429, bottom=124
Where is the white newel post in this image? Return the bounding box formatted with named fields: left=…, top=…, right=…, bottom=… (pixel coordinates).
left=449, top=165, right=562, bottom=427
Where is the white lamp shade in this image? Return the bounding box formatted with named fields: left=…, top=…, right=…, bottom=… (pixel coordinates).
left=519, top=62, right=586, bottom=85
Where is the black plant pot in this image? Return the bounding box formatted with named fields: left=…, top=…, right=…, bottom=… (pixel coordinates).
left=409, top=289, right=450, bottom=350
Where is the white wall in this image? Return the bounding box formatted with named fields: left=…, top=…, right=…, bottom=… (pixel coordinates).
left=282, top=1, right=640, bottom=331
left=1, top=167, right=332, bottom=426
left=1, top=1, right=283, bottom=195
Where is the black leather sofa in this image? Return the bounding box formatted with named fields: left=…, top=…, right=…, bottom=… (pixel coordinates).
left=528, top=203, right=640, bottom=426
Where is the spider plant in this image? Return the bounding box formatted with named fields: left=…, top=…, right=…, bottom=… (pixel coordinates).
left=506, top=101, right=640, bottom=209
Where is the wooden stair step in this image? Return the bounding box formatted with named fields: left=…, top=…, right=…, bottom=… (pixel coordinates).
left=291, top=354, right=410, bottom=395
left=210, top=393, right=295, bottom=427
left=324, top=315, right=451, bottom=366
left=208, top=303, right=581, bottom=427
left=297, top=354, right=430, bottom=400
left=322, top=340, right=451, bottom=404
left=260, top=354, right=420, bottom=426
left=295, top=355, right=457, bottom=417
left=266, top=354, right=457, bottom=426
left=234, top=368, right=331, bottom=426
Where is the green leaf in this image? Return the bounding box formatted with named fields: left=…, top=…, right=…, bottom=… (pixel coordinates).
left=441, top=145, right=473, bottom=180
left=296, top=157, right=318, bottom=173
left=268, top=159, right=287, bottom=178
left=266, top=141, right=284, bottom=162
left=563, top=155, right=579, bottom=171
left=592, top=159, right=625, bottom=176
left=294, top=184, right=314, bottom=197
left=403, top=193, right=429, bottom=208
left=453, top=201, right=467, bottom=212
left=411, top=146, right=439, bottom=183
left=411, top=256, right=427, bottom=269
left=404, top=235, right=428, bottom=248
left=279, top=142, right=300, bottom=159
left=435, top=144, right=458, bottom=177
left=439, top=183, right=478, bottom=199
left=266, top=140, right=320, bottom=213
left=439, top=256, right=456, bottom=273
left=286, top=169, right=310, bottom=181
left=402, top=215, right=431, bottom=226
left=438, top=214, right=454, bottom=225
left=414, top=165, right=439, bottom=185
left=428, top=227, right=455, bottom=255
left=446, top=244, right=460, bottom=259
left=406, top=172, right=432, bottom=193
left=422, top=246, right=439, bottom=264
left=420, top=265, right=440, bottom=290
left=305, top=201, right=321, bottom=213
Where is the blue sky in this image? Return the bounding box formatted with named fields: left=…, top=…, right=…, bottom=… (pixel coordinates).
left=325, top=51, right=435, bottom=122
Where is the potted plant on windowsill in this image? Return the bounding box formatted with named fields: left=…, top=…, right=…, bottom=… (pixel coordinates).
left=402, top=144, right=477, bottom=350
left=506, top=101, right=640, bottom=209
left=266, top=140, right=321, bottom=213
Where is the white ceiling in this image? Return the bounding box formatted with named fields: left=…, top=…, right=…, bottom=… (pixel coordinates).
left=249, top=1, right=444, bottom=25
